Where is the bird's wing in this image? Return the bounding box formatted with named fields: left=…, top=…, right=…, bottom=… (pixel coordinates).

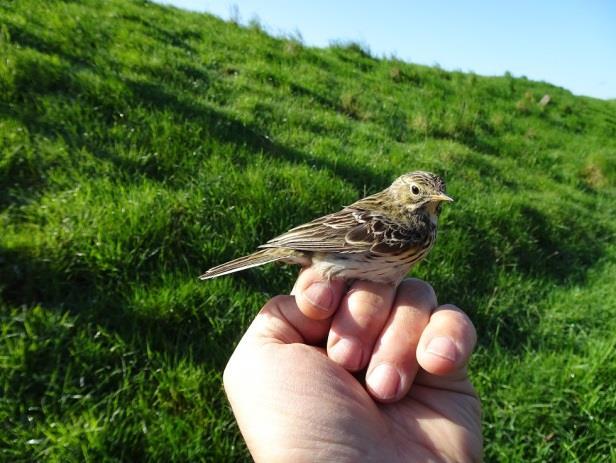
left=259, top=208, right=426, bottom=255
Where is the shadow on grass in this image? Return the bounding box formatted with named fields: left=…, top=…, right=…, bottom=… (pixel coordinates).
left=0, top=48, right=611, bottom=351
left=1, top=18, right=611, bottom=357
left=118, top=13, right=200, bottom=55
left=2, top=13, right=396, bottom=181
left=289, top=82, right=339, bottom=112
left=426, top=200, right=609, bottom=352
left=1, top=63, right=394, bottom=211
left=0, top=245, right=235, bottom=372
left=123, top=78, right=396, bottom=189
left=1, top=186, right=610, bottom=358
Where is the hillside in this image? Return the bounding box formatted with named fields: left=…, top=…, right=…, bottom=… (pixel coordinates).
left=1, top=0, right=615, bottom=461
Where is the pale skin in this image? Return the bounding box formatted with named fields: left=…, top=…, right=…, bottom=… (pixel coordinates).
left=224, top=267, right=482, bottom=462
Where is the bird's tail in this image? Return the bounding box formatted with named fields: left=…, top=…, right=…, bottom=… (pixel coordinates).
left=199, top=249, right=291, bottom=280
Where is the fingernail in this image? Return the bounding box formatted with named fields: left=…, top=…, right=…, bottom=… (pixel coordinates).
left=329, top=336, right=363, bottom=371
left=367, top=364, right=401, bottom=400
left=304, top=281, right=334, bottom=311
left=426, top=336, right=457, bottom=362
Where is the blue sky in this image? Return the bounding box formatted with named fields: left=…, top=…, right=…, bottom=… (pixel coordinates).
left=156, top=1, right=615, bottom=99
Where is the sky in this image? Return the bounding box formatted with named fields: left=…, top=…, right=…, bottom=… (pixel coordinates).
left=155, top=1, right=616, bottom=100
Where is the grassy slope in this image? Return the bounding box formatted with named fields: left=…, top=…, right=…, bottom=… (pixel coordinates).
left=1, top=0, right=615, bottom=461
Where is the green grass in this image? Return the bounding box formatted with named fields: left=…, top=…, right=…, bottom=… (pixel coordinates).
left=1, top=0, right=615, bottom=461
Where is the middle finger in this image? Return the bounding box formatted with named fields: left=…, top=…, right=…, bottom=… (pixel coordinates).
left=366, top=278, right=437, bottom=402
left=327, top=280, right=397, bottom=371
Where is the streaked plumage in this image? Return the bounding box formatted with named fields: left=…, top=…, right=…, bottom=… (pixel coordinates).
left=199, top=171, right=452, bottom=285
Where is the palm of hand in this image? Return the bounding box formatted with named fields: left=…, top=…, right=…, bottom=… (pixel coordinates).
left=251, top=342, right=481, bottom=463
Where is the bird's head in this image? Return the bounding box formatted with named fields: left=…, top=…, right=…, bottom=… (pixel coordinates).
left=390, top=171, right=453, bottom=219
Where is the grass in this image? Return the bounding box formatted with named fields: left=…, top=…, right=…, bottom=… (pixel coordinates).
left=1, top=0, right=615, bottom=461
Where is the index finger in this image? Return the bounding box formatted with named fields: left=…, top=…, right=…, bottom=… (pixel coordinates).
left=291, top=267, right=346, bottom=320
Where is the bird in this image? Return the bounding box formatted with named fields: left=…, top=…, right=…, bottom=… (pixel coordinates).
left=199, top=171, right=453, bottom=285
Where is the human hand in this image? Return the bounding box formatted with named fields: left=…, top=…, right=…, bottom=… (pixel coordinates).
left=223, top=267, right=482, bottom=462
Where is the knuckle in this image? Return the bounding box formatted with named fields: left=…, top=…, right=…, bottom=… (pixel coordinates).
left=262, top=295, right=291, bottom=316
left=439, top=304, right=477, bottom=348
left=296, top=266, right=331, bottom=290
left=268, top=294, right=291, bottom=306
left=346, top=286, right=387, bottom=314
left=398, top=278, right=437, bottom=308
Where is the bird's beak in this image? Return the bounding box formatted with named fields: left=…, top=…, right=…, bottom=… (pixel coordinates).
left=430, top=193, right=454, bottom=203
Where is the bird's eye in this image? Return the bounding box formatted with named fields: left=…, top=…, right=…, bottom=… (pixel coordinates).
left=411, top=185, right=420, bottom=195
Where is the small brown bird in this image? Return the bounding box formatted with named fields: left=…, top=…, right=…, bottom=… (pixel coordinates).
left=199, top=171, right=453, bottom=285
